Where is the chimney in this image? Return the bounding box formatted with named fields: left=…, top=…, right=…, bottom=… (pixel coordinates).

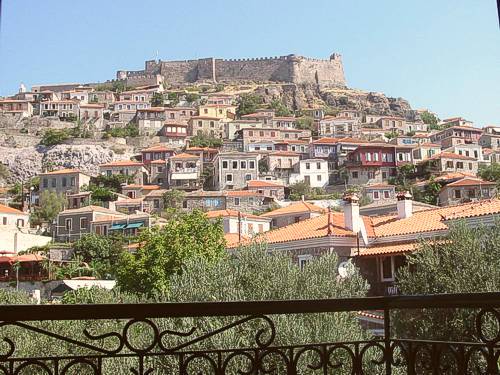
left=343, top=193, right=360, bottom=233
left=397, top=191, right=413, bottom=219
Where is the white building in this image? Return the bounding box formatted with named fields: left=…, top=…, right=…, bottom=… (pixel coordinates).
left=290, top=159, right=329, bottom=188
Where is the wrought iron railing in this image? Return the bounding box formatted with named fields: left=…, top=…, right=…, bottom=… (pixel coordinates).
left=1, top=292, right=500, bottom=374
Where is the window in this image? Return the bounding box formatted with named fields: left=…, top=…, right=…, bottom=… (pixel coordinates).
left=368, top=171, right=375, bottom=179
left=373, top=153, right=379, bottom=161
left=43, top=178, right=48, bottom=188
left=249, top=161, right=255, bottom=169
left=366, top=153, right=372, bottom=161
left=153, top=199, right=160, bottom=209
left=222, top=161, right=228, bottom=169
left=51, top=178, right=56, bottom=188
left=446, top=161, right=454, bottom=168
left=298, top=255, right=312, bottom=270
left=62, top=177, right=67, bottom=187
left=258, top=224, right=263, bottom=233
left=210, top=121, right=215, bottom=128
left=317, top=175, right=322, bottom=181
left=382, top=171, right=388, bottom=179
left=65, top=218, right=72, bottom=231
left=384, top=191, right=390, bottom=199
left=226, top=174, right=233, bottom=182
left=80, top=217, right=88, bottom=229
left=454, top=189, right=462, bottom=199
left=468, top=189, right=476, bottom=198
left=232, top=161, right=238, bottom=169
left=204, top=109, right=208, bottom=114
left=234, top=197, right=240, bottom=206
left=70, top=177, right=75, bottom=186
left=316, top=162, right=321, bottom=169
left=248, top=223, right=254, bottom=234
left=17, top=219, right=24, bottom=227
left=245, top=174, right=252, bottom=181
left=352, top=171, right=359, bottom=179
left=373, top=191, right=380, bottom=200
left=240, top=161, right=247, bottom=169
left=2, top=217, right=6, bottom=225
left=305, top=163, right=310, bottom=170
left=182, top=200, right=188, bottom=208
left=469, top=163, right=473, bottom=170
left=380, top=256, right=395, bottom=281
left=456, top=162, right=464, bottom=169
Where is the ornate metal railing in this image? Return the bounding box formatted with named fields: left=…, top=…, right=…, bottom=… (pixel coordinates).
left=1, top=292, right=500, bottom=374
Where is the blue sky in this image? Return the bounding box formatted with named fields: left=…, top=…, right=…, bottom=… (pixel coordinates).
left=1, top=0, right=498, bottom=125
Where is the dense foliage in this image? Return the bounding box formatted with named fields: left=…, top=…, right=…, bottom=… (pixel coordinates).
left=189, top=133, right=222, bottom=148
left=420, top=111, right=440, bottom=129
left=30, top=190, right=66, bottom=224
left=236, top=93, right=262, bottom=117
left=105, top=123, right=139, bottom=138
left=150, top=92, right=164, bottom=106
left=116, top=210, right=226, bottom=295
left=479, top=162, right=500, bottom=188
left=40, top=129, right=71, bottom=146
left=269, top=99, right=291, bottom=116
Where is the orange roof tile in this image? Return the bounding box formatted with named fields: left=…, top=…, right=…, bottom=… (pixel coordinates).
left=0, top=204, right=25, bottom=215
left=100, top=160, right=143, bottom=167
left=263, top=213, right=373, bottom=244
left=247, top=180, right=284, bottom=188
left=40, top=168, right=84, bottom=175
left=150, top=160, right=166, bottom=164
left=429, top=152, right=476, bottom=161
left=445, top=178, right=496, bottom=187
left=141, top=145, right=175, bottom=152
left=312, top=137, right=341, bottom=144
left=225, top=190, right=264, bottom=197
left=260, top=201, right=325, bottom=218
left=224, top=233, right=251, bottom=248
left=122, top=184, right=160, bottom=190
left=170, top=153, right=199, bottom=159
left=358, top=242, right=419, bottom=256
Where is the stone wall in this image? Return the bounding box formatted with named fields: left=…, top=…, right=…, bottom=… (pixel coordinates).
left=117, top=53, right=347, bottom=88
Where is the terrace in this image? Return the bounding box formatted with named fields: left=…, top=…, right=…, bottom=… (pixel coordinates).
left=1, top=292, right=500, bottom=373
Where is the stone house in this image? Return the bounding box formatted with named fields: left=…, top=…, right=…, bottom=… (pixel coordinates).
left=261, top=201, right=325, bottom=229
left=246, top=180, right=285, bottom=201
left=225, top=190, right=275, bottom=213
left=54, top=205, right=125, bottom=242
left=429, top=126, right=483, bottom=149
left=422, top=152, right=479, bottom=175
left=241, top=111, right=274, bottom=125
left=362, top=184, right=396, bottom=202
left=274, top=140, right=310, bottom=158
left=345, top=144, right=398, bottom=186
left=224, top=120, right=263, bottom=140
left=318, top=116, right=360, bottom=138
left=167, top=153, right=203, bottom=191
left=188, top=116, right=224, bottom=137
left=441, top=117, right=474, bottom=128
left=0, top=204, right=29, bottom=228
left=39, top=169, right=91, bottom=196
left=206, top=94, right=235, bottom=105
left=247, top=141, right=275, bottom=152
left=112, top=101, right=151, bottom=123
left=140, top=145, right=176, bottom=166
left=91, top=212, right=152, bottom=238
left=40, top=100, right=79, bottom=119
left=142, top=189, right=167, bottom=213
left=121, top=184, right=161, bottom=199
left=88, top=91, right=115, bottom=108
left=374, top=116, right=406, bottom=134
left=149, top=160, right=167, bottom=186
left=266, top=151, right=300, bottom=172
left=136, top=107, right=166, bottom=135
left=118, top=87, right=161, bottom=102
left=289, top=159, right=329, bottom=188
left=0, top=99, right=33, bottom=118
left=214, top=152, right=259, bottom=190
left=79, top=104, right=105, bottom=128
left=164, top=107, right=196, bottom=123
left=181, top=191, right=226, bottom=212
left=479, top=126, right=500, bottom=150
left=99, top=161, right=148, bottom=185
left=438, top=178, right=497, bottom=206
left=445, top=144, right=485, bottom=162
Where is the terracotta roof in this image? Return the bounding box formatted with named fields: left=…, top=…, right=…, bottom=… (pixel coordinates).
left=186, top=147, right=218, bottom=152
left=138, top=107, right=165, bottom=112
left=225, top=190, right=264, bottom=197
left=170, top=153, right=199, bottom=159
left=364, top=184, right=395, bottom=189
left=260, top=201, right=325, bottom=218
left=263, top=213, right=374, bottom=244
left=122, top=184, right=160, bottom=190
left=59, top=205, right=122, bottom=215
left=312, top=137, right=341, bottom=144
left=247, top=180, right=284, bottom=188
left=358, top=242, right=419, bottom=256
left=429, top=152, right=476, bottom=161
left=141, top=145, right=175, bottom=152
left=206, top=209, right=268, bottom=221
left=417, top=143, right=441, bottom=147
left=99, top=160, right=143, bottom=167
left=115, top=198, right=145, bottom=205
left=40, top=168, right=84, bottom=175
left=150, top=160, right=166, bottom=164
left=225, top=233, right=251, bottom=248
left=444, top=178, right=496, bottom=187
left=371, top=199, right=500, bottom=237
left=190, top=116, right=220, bottom=120
left=0, top=204, right=25, bottom=215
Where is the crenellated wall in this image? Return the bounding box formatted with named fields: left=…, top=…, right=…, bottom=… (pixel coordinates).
left=117, top=53, right=346, bottom=88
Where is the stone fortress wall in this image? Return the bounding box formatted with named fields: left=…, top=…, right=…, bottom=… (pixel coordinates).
left=117, top=53, right=346, bottom=88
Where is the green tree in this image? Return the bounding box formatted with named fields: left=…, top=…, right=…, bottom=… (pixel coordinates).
left=162, top=189, right=185, bottom=210
left=236, top=93, right=262, bottom=117
left=116, top=210, right=226, bottom=295
left=269, top=99, right=291, bottom=116
left=150, top=92, right=164, bottom=107
left=413, top=176, right=442, bottom=205
left=0, top=163, right=10, bottom=181
left=40, top=129, right=71, bottom=146
left=166, top=92, right=179, bottom=107
left=185, top=93, right=199, bottom=104
left=479, top=163, right=500, bottom=188
left=288, top=181, right=312, bottom=201
left=395, top=222, right=500, bottom=345
left=73, top=234, right=124, bottom=279
left=31, top=190, right=66, bottom=224
left=296, top=116, right=314, bottom=131
left=420, top=111, right=439, bottom=127
left=189, top=133, right=222, bottom=148
left=106, top=123, right=139, bottom=138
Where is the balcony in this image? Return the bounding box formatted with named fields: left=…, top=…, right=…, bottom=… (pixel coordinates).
left=1, top=292, right=500, bottom=374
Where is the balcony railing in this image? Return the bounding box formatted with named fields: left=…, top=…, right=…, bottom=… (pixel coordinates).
left=1, top=292, right=500, bottom=374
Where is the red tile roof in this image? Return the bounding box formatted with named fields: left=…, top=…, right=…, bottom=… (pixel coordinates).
left=445, top=178, right=496, bottom=187
left=247, top=180, right=284, bottom=188
left=260, top=201, right=325, bottom=218
left=429, top=152, right=476, bottom=161
left=100, top=160, right=143, bottom=167
left=0, top=204, right=26, bottom=215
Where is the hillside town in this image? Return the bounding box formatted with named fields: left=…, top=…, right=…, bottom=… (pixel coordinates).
left=0, top=65, right=499, bottom=300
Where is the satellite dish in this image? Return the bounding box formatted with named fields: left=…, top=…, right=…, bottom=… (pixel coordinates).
left=338, top=260, right=354, bottom=279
